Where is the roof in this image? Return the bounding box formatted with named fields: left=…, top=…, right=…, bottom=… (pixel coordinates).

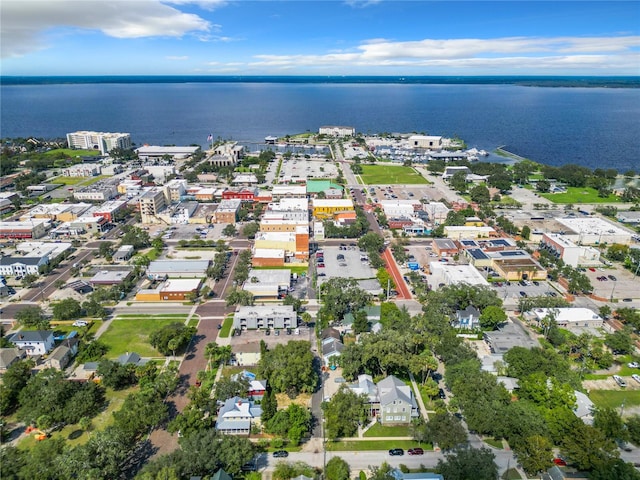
left=432, top=238, right=458, bottom=250
left=9, top=330, right=53, bottom=343
left=147, top=260, right=210, bottom=275
left=210, top=470, right=233, bottom=480
left=343, top=305, right=381, bottom=325
left=378, top=375, right=414, bottom=407
left=0, top=348, right=23, bottom=369
left=457, top=305, right=480, bottom=318
left=117, top=352, right=141, bottom=365
left=574, top=390, right=595, bottom=419
left=90, top=269, right=132, bottom=283
left=533, top=308, right=602, bottom=324
left=306, top=180, right=343, bottom=193
left=246, top=269, right=291, bottom=287
left=321, top=327, right=341, bottom=340
left=49, top=345, right=71, bottom=362
left=252, top=248, right=285, bottom=259
left=0, top=256, right=45, bottom=266
left=322, top=338, right=344, bottom=357
left=349, top=374, right=378, bottom=402
left=235, top=305, right=295, bottom=318
left=312, top=199, right=354, bottom=208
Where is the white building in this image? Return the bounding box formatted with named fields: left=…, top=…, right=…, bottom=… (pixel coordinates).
left=135, top=145, right=200, bottom=161
left=62, top=165, right=100, bottom=177
left=272, top=185, right=307, bottom=199
left=424, top=201, right=450, bottom=224
left=444, top=226, right=496, bottom=240
left=233, top=305, right=297, bottom=330
left=540, top=233, right=600, bottom=267
left=442, top=166, right=471, bottom=180
left=66, top=131, right=131, bottom=155
left=428, top=262, right=489, bottom=289
left=380, top=200, right=418, bottom=218
left=73, top=186, right=117, bottom=202
left=555, top=217, right=632, bottom=245
left=532, top=308, right=603, bottom=329
left=9, top=331, right=55, bottom=356
left=408, top=135, right=443, bottom=149
left=319, top=126, right=355, bottom=137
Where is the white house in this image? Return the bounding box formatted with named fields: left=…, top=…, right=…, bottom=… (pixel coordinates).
left=215, top=396, right=262, bottom=435
left=9, top=331, right=55, bottom=356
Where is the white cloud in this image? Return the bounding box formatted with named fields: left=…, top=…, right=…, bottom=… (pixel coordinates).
left=166, top=55, right=189, bottom=60
left=249, top=35, right=640, bottom=73
left=1, top=0, right=211, bottom=58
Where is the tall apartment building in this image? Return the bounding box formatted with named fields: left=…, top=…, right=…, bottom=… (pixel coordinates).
left=66, top=131, right=132, bottom=155
left=139, top=188, right=167, bottom=224
left=163, top=179, right=188, bottom=203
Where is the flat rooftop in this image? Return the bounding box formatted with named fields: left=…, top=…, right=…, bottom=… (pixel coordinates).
left=556, top=216, right=630, bottom=236
left=246, top=269, right=291, bottom=287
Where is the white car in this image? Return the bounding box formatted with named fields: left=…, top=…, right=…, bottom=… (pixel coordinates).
left=633, top=374, right=640, bottom=384
left=629, top=362, right=639, bottom=369
left=72, top=320, right=88, bottom=327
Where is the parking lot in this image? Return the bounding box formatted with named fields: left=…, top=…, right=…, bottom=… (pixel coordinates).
left=492, top=281, right=559, bottom=302
left=161, top=223, right=228, bottom=242
left=315, top=245, right=378, bottom=286
left=230, top=325, right=313, bottom=350
left=582, top=265, right=639, bottom=301
left=277, top=157, right=338, bottom=183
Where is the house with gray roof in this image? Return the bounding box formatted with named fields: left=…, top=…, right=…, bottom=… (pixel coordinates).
left=453, top=305, right=480, bottom=329
left=147, top=259, right=210, bottom=279
left=47, top=337, right=79, bottom=370
left=322, top=337, right=344, bottom=366
left=117, top=351, right=144, bottom=366
left=0, top=256, right=48, bottom=276
left=215, top=396, right=262, bottom=435
left=378, top=375, right=420, bottom=425
left=573, top=390, right=595, bottom=425
left=0, top=348, right=26, bottom=371
left=9, top=330, right=54, bottom=356
left=391, top=469, right=444, bottom=480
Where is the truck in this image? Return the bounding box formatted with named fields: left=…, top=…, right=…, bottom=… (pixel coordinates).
left=407, top=262, right=420, bottom=271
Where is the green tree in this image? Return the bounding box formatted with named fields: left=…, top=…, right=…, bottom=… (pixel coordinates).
left=82, top=298, right=107, bottom=319
left=517, top=434, right=554, bottom=475
left=561, top=423, right=618, bottom=471
left=261, top=387, right=278, bottom=423
left=223, top=224, right=237, bottom=237
left=226, top=289, right=255, bottom=306
left=273, top=461, right=316, bottom=480
left=213, top=376, right=249, bottom=404
left=449, top=170, right=468, bottom=193
left=358, top=232, right=384, bottom=253
left=15, top=305, right=49, bottom=329
left=353, top=310, right=370, bottom=334
left=149, top=323, right=196, bottom=356
left=0, top=358, right=34, bottom=415
left=479, top=305, right=507, bottom=330
left=242, top=222, right=260, bottom=239
left=121, top=226, right=150, bottom=250
left=21, top=273, right=39, bottom=288
left=605, top=329, right=634, bottom=354
left=626, top=415, right=640, bottom=445
left=52, top=298, right=83, bottom=320
left=98, top=241, right=114, bottom=258
left=325, top=456, right=350, bottom=480
left=96, top=360, right=137, bottom=390
left=427, top=412, right=468, bottom=450
left=520, top=225, right=531, bottom=240
left=469, top=184, right=491, bottom=204
left=323, top=386, right=368, bottom=440
left=590, top=459, right=640, bottom=480
left=594, top=407, right=629, bottom=442
left=258, top=341, right=318, bottom=396
left=437, top=447, right=498, bottom=480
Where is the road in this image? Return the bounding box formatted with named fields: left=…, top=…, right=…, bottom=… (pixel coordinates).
left=263, top=448, right=518, bottom=476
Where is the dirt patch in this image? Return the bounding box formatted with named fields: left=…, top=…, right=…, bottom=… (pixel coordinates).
left=275, top=392, right=311, bottom=409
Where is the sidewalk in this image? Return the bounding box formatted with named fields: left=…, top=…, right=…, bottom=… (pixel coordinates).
left=408, top=372, right=430, bottom=421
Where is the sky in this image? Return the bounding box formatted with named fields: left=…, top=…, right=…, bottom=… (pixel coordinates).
left=1, top=0, right=639, bottom=76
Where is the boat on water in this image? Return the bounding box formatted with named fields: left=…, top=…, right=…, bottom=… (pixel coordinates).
left=479, top=150, right=489, bottom=156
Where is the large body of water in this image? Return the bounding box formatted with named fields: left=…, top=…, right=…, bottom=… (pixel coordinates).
left=1, top=80, right=639, bottom=171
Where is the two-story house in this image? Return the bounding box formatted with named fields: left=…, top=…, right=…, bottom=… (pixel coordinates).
left=215, top=396, right=262, bottom=435
left=9, top=330, right=55, bottom=356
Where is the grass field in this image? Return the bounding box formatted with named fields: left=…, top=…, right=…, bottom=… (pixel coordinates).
left=45, top=148, right=101, bottom=157
left=540, top=187, right=620, bottom=204
left=363, top=423, right=411, bottom=437
left=589, top=389, right=640, bottom=410
left=18, top=386, right=138, bottom=449
left=358, top=165, right=430, bottom=185
left=49, top=176, right=86, bottom=185
left=100, top=317, right=180, bottom=358
left=326, top=440, right=432, bottom=451
left=219, top=315, right=233, bottom=338
left=483, top=437, right=504, bottom=449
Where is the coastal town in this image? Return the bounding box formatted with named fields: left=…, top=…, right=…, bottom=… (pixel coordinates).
left=2, top=127, right=640, bottom=480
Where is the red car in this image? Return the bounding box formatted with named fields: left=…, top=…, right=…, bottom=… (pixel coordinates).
left=553, top=458, right=567, bottom=466
left=408, top=448, right=424, bottom=455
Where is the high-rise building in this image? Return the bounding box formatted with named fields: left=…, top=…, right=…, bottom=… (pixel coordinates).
left=66, top=131, right=132, bottom=155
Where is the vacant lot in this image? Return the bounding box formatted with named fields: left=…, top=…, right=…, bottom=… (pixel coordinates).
left=589, top=389, right=640, bottom=410
left=540, top=187, right=620, bottom=204
left=45, top=148, right=102, bottom=157
left=358, top=165, right=430, bottom=185
left=100, top=316, right=185, bottom=358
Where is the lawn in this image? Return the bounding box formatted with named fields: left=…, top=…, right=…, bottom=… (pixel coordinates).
left=363, top=423, right=411, bottom=437
left=100, top=317, right=180, bottom=358
left=116, top=314, right=188, bottom=319
left=48, top=176, right=86, bottom=185
left=18, top=386, right=137, bottom=449
left=483, top=437, right=504, bottom=449
left=219, top=315, right=234, bottom=338
left=540, top=187, right=620, bottom=204
left=45, top=148, right=101, bottom=157
left=589, top=389, right=640, bottom=410
left=358, top=165, right=430, bottom=185
left=326, top=440, right=432, bottom=451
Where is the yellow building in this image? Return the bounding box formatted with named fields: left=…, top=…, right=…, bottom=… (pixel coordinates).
left=491, top=258, right=547, bottom=281
left=312, top=199, right=355, bottom=219
left=464, top=216, right=485, bottom=227
left=254, top=232, right=297, bottom=255
left=259, top=219, right=309, bottom=233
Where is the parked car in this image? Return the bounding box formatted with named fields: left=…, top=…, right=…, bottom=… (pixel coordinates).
left=72, top=320, right=88, bottom=327
left=408, top=448, right=424, bottom=455
left=519, top=291, right=527, bottom=297
left=632, top=374, right=640, bottom=384
left=608, top=275, right=617, bottom=281
left=628, top=362, right=639, bottom=369
left=613, top=375, right=627, bottom=387
left=273, top=450, right=289, bottom=458
left=553, top=458, right=567, bottom=466
left=388, top=448, right=404, bottom=456
left=438, top=388, right=446, bottom=399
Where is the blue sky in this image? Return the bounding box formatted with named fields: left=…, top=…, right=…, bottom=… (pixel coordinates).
left=1, top=1, right=639, bottom=76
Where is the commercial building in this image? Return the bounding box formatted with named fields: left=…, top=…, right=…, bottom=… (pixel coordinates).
left=432, top=238, right=459, bottom=257
left=259, top=219, right=309, bottom=233
left=380, top=200, right=420, bottom=218
left=231, top=174, right=259, bottom=186
left=92, top=200, right=127, bottom=222
left=319, top=126, right=355, bottom=137
left=442, top=166, right=471, bottom=181
left=443, top=225, right=497, bottom=240
left=540, top=233, right=601, bottom=267
left=73, top=185, right=118, bottom=202
left=163, top=179, right=188, bottom=203
left=69, top=215, right=109, bottom=234
left=135, top=145, right=200, bottom=161
left=136, top=278, right=202, bottom=301
left=66, top=131, right=132, bottom=155
left=555, top=217, right=632, bottom=245
left=617, top=211, right=640, bottom=225
left=408, top=135, right=443, bottom=149
left=0, top=219, right=49, bottom=239
left=147, top=260, right=210, bottom=279
left=139, top=188, right=167, bottom=224
left=428, top=262, right=489, bottom=289
left=222, top=188, right=258, bottom=201
left=113, top=245, right=134, bottom=262
left=312, top=199, right=355, bottom=219
left=272, top=185, right=307, bottom=199
left=213, top=199, right=241, bottom=224
left=21, top=203, right=93, bottom=222
left=423, top=201, right=450, bottom=224
left=306, top=180, right=343, bottom=198
left=532, top=308, right=603, bottom=329
left=251, top=248, right=285, bottom=267
left=233, top=305, right=297, bottom=330
left=243, top=269, right=291, bottom=300
left=207, top=142, right=244, bottom=167
left=90, top=268, right=134, bottom=286
left=62, top=165, right=100, bottom=177
left=0, top=256, right=48, bottom=276
left=489, top=251, right=547, bottom=281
